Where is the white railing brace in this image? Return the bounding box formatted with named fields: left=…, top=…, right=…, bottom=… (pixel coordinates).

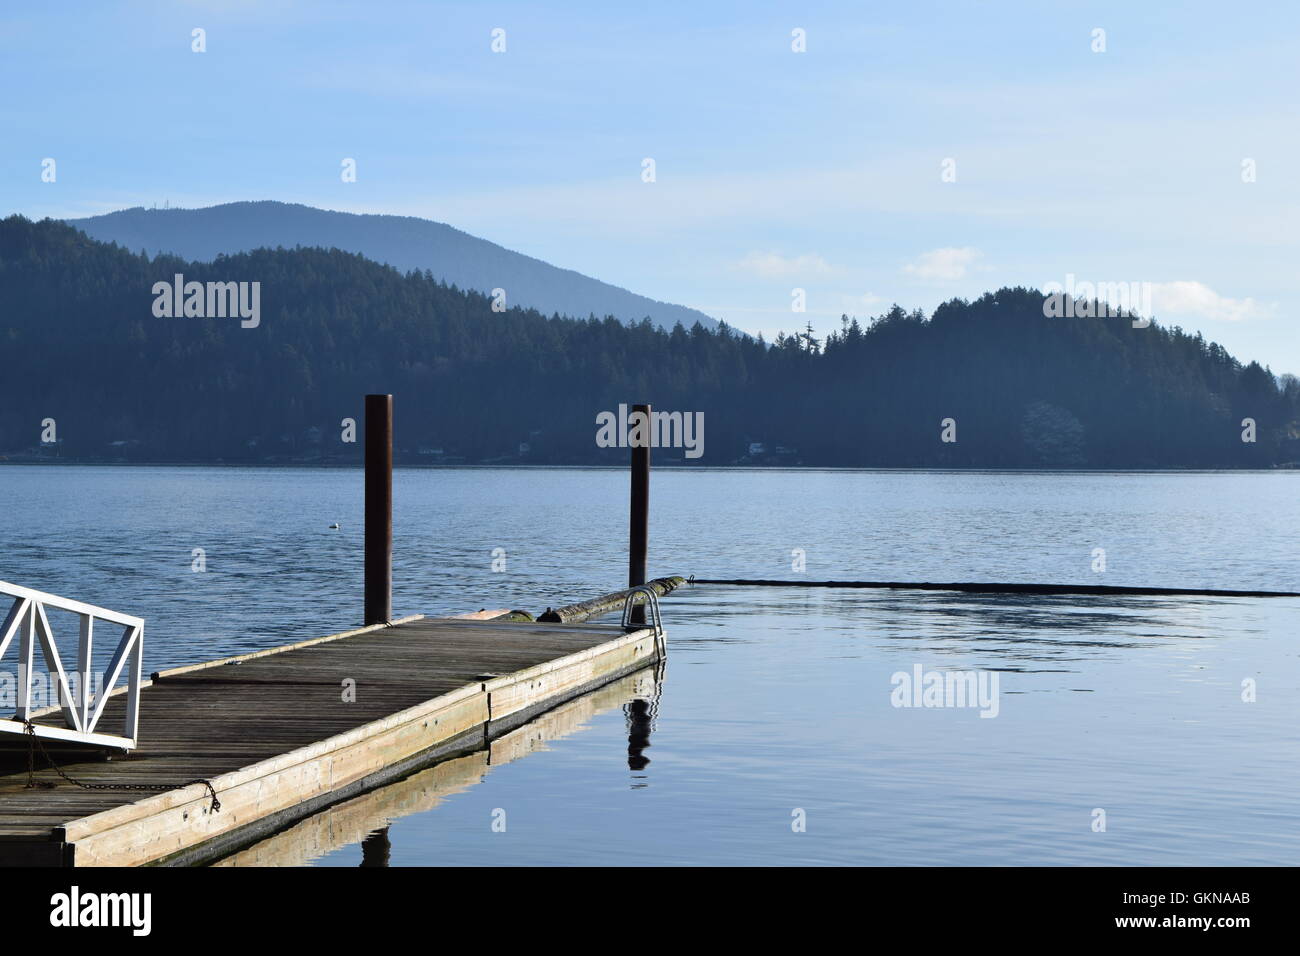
left=0, top=580, right=144, bottom=751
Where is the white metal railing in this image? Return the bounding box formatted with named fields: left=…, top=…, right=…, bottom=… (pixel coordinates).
left=0, top=580, right=144, bottom=750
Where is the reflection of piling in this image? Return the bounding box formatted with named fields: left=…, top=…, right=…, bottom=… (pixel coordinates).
left=628, top=402, right=650, bottom=625
left=359, top=826, right=390, bottom=867
left=625, top=698, right=653, bottom=771
left=625, top=664, right=665, bottom=776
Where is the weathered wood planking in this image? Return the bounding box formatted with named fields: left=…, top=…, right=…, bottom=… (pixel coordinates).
left=0, top=616, right=661, bottom=866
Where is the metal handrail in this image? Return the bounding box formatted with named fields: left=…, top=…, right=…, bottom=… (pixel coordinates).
left=620, top=585, right=666, bottom=659
left=0, top=580, right=144, bottom=750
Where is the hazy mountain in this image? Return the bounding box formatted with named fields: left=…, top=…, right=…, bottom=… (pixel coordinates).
left=66, top=201, right=721, bottom=332
left=2, top=217, right=1296, bottom=467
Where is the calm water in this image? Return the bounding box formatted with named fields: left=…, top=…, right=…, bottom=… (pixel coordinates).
left=1, top=465, right=1297, bottom=865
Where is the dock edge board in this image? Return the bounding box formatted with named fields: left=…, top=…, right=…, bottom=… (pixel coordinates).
left=6, top=624, right=659, bottom=867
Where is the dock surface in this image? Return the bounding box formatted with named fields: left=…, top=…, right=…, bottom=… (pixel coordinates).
left=0, top=616, right=660, bottom=866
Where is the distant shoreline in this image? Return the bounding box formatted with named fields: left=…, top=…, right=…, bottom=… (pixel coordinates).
left=0, top=459, right=1294, bottom=474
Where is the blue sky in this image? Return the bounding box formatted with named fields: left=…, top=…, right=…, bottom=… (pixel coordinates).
left=3, top=0, right=1298, bottom=372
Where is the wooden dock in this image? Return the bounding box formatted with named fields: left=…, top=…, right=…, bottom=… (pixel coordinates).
left=0, top=614, right=662, bottom=866
left=213, top=666, right=657, bottom=866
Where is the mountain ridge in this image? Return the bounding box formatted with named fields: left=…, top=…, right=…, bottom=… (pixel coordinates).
left=66, top=200, right=721, bottom=333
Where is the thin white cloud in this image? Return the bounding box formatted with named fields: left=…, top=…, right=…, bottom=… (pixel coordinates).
left=903, top=247, right=980, bottom=282
left=841, top=292, right=885, bottom=312
left=1149, top=281, right=1273, bottom=322
left=733, top=251, right=833, bottom=278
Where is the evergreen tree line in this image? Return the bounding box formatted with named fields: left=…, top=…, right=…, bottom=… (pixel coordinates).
left=1, top=215, right=1296, bottom=468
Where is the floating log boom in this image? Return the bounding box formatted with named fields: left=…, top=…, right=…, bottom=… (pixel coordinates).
left=537, top=576, right=686, bottom=624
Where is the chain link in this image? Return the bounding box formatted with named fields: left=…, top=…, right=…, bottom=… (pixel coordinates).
left=21, top=720, right=220, bottom=812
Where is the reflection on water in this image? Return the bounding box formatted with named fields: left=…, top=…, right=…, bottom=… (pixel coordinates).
left=210, top=583, right=1300, bottom=867
left=213, top=668, right=662, bottom=867
left=318, top=586, right=1297, bottom=866
left=626, top=699, right=653, bottom=774
left=359, top=828, right=390, bottom=868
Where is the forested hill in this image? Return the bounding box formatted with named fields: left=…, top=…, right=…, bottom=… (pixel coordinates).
left=1, top=215, right=1296, bottom=468
left=66, top=201, right=721, bottom=333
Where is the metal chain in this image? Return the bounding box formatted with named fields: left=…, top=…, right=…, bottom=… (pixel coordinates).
left=21, top=720, right=220, bottom=812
